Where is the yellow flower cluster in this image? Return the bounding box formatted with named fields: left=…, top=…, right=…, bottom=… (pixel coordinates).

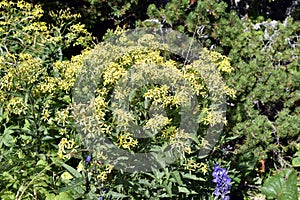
left=183, top=158, right=208, bottom=174
left=1, top=53, right=44, bottom=92
left=0, top=0, right=43, bottom=18
left=33, top=77, right=58, bottom=95
left=144, top=85, right=171, bottom=106
left=182, top=65, right=206, bottom=96
left=31, top=50, right=89, bottom=97
left=223, top=85, right=237, bottom=98
left=200, top=107, right=227, bottom=126
left=94, top=96, right=108, bottom=121
left=170, top=128, right=192, bottom=155
left=0, top=90, right=5, bottom=103
left=117, top=131, right=138, bottom=150
left=144, top=114, right=172, bottom=134
left=66, top=24, right=95, bottom=47
left=97, top=164, right=114, bottom=182
left=6, top=96, right=28, bottom=115
left=23, top=22, right=48, bottom=32
left=54, top=107, right=71, bottom=127
left=103, top=63, right=127, bottom=86
left=58, top=138, right=77, bottom=159
left=112, top=108, right=135, bottom=129
left=78, top=27, right=236, bottom=156
left=205, top=49, right=233, bottom=73
left=54, top=50, right=90, bottom=91
left=49, top=8, right=81, bottom=23
left=0, top=0, right=95, bottom=125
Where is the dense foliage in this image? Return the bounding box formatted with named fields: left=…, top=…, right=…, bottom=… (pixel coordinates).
left=0, top=0, right=94, bottom=199
left=0, top=0, right=299, bottom=199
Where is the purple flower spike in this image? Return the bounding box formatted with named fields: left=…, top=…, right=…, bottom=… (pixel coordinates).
left=212, top=164, right=231, bottom=200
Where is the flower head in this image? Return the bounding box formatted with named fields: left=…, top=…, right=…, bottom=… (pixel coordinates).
left=212, top=164, right=231, bottom=200
left=85, top=155, right=92, bottom=162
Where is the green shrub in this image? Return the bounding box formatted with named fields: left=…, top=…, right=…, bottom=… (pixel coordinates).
left=142, top=0, right=300, bottom=197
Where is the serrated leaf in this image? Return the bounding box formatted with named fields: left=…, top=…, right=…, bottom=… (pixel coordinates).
left=261, top=168, right=298, bottom=200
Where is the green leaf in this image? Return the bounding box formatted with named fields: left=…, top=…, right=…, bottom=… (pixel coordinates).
left=58, top=177, right=85, bottom=193
left=292, top=156, right=300, bottom=167
left=178, top=186, right=190, bottom=194
left=165, top=182, right=172, bottom=197
left=171, top=171, right=183, bottom=186
left=45, top=193, right=56, bottom=200
left=61, top=171, right=74, bottom=182
left=107, top=191, right=127, bottom=198
left=261, top=168, right=298, bottom=200
left=182, top=173, right=205, bottom=181
left=45, top=192, right=73, bottom=200
left=55, top=160, right=82, bottom=178
left=36, top=160, right=48, bottom=167
left=2, top=134, right=14, bottom=147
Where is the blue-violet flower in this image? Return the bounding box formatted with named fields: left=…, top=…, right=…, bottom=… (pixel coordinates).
left=85, top=155, right=92, bottom=162
left=212, top=164, right=231, bottom=200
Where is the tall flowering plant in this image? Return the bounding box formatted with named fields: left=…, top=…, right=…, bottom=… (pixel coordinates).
left=212, top=164, right=231, bottom=200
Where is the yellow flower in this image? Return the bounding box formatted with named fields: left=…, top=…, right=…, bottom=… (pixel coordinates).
left=183, top=159, right=208, bottom=174
left=144, top=114, right=171, bottom=134
left=58, top=138, right=77, bottom=159
left=170, top=129, right=192, bottom=155
left=77, top=161, right=84, bottom=172
left=97, top=164, right=114, bottom=182
left=117, top=132, right=138, bottom=150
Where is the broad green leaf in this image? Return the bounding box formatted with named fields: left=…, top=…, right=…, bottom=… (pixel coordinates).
left=61, top=171, right=74, bottom=182
left=46, top=192, right=73, bottom=200
left=261, top=168, right=298, bottom=200
left=182, top=173, right=205, bottom=181
left=45, top=193, right=56, bottom=200
left=3, top=133, right=14, bottom=147
left=55, top=160, right=82, bottom=178
left=107, top=191, right=127, bottom=198
left=58, top=178, right=85, bottom=193
left=178, top=186, right=190, bottom=194
left=292, top=156, right=300, bottom=167
left=36, top=160, right=48, bottom=167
